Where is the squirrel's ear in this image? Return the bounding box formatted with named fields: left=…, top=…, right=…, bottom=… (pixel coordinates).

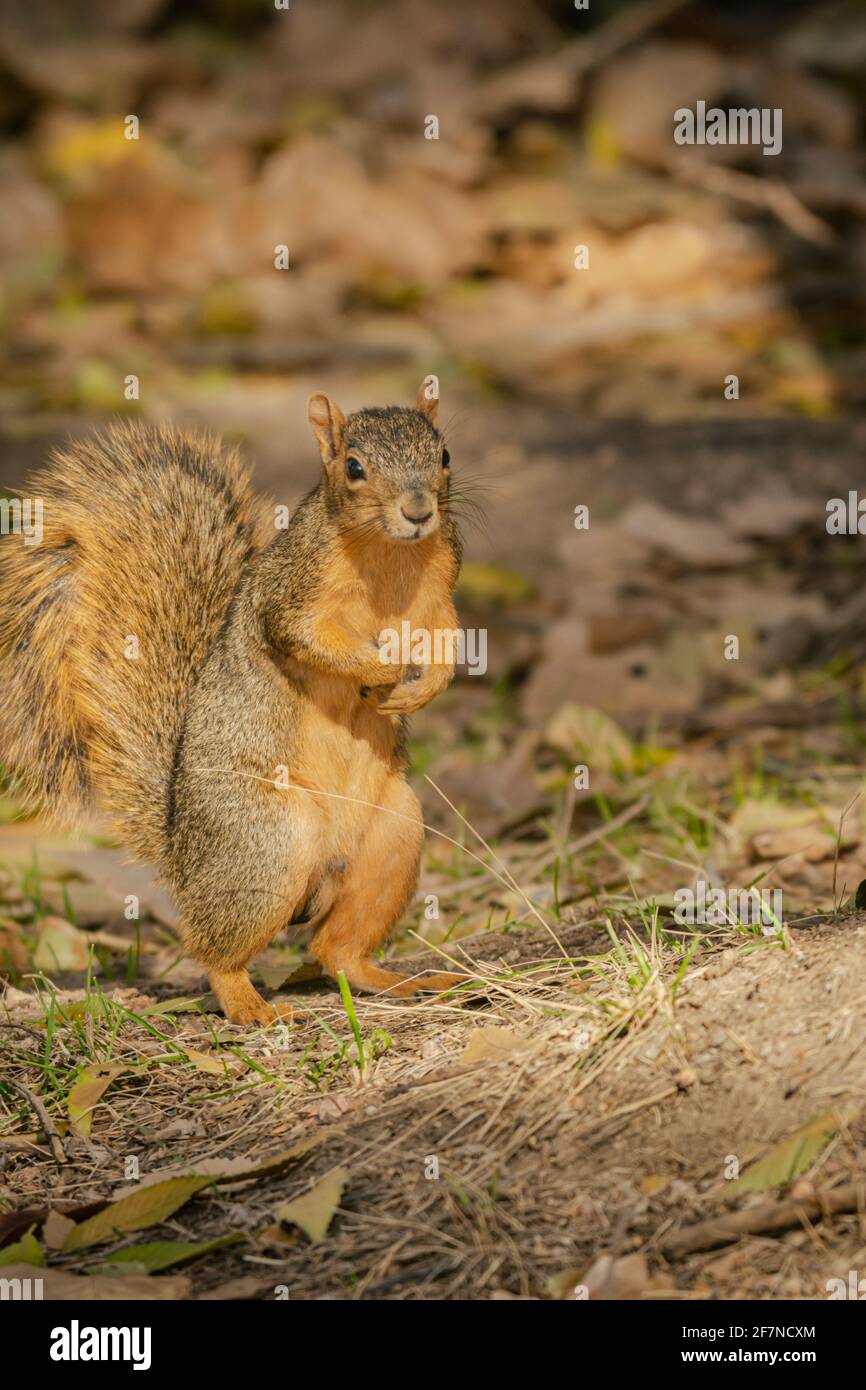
left=308, top=393, right=346, bottom=466
left=415, top=379, right=439, bottom=427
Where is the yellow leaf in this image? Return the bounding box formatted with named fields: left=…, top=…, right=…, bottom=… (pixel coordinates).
left=68, top=1064, right=128, bottom=1137
left=544, top=705, right=633, bottom=774
left=62, top=1176, right=215, bottom=1253
left=181, top=1048, right=225, bottom=1076
left=730, top=1110, right=857, bottom=1194
left=639, top=1174, right=669, bottom=1198
left=277, top=1167, right=349, bottom=1244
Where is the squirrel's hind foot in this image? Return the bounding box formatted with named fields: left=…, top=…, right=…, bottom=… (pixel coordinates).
left=322, top=959, right=470, bottom=998
left=209, top=967, right=302, bottom=1027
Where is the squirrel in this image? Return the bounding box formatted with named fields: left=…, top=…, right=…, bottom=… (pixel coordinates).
left=0, top=383, right=469, bottom=1023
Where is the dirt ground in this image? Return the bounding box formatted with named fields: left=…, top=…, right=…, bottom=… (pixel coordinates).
left=3, top=903, right=865, bottom=1300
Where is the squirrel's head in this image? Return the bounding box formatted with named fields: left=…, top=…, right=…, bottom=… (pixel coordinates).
left=307, top=381, right=449, bottom=544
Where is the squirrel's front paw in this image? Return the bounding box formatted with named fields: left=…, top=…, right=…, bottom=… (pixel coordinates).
left=359, top=682, right=397, bottom=708
left=374, top=668, right=445, bottom=715
left=210, top=968, right=303, bottom=1027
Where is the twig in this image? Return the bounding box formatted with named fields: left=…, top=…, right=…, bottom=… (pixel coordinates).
left=661, top=1180, right=864, bottom=1259
left=833, top=792, right=861, bottom=920
left=0, top=1021, right=46, bottom=1049
left=664, top=154, right=836, bottom=248
left=470, top=0, right=694, bottom=117
left=3, top=1078, right=67, bottom=1165
left=530, top=794, right=651, bottom=875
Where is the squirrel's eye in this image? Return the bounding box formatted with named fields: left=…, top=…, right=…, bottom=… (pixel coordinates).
left=346, top=457, right=366, bottom=481
left=442, top=449, right=450, bottom=468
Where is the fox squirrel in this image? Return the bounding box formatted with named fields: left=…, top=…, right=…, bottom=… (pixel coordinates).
left=0, top=383, right=468, bottom=1023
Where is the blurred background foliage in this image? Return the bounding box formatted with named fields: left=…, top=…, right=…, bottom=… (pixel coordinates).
left=2, top=0, right=866, bottom=865
left=0, top=0, right=864, bottom=482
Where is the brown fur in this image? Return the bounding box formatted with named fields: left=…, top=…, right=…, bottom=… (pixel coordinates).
left=0, top=388, right=466, bottom=1023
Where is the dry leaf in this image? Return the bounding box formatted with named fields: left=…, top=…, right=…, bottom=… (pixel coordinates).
left=62, top=1175, right=215, bottom=1253
left=729, top=1110, right=856, bottom=1194
left=543, top=704, right=633, bottom=773
left=181, top=1048, right=226, bottom=1076
left=33, top=916, right=90, bottom=972
left=42, top=1210, right=76, bottom=1251
left=461, top=1026, right=529, bottom=1064
left=277, top=1167, right=349, bottom=1244
left=68, top=1063, right=129, bottom=1136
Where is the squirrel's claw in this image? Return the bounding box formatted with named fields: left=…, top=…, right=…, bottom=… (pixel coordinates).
left=375, top=672, right=449, bottom=714
left=210, top=968, right=304, bottom=1027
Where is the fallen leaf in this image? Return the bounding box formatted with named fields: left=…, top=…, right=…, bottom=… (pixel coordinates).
left=90, top=1234, right=243, bottom=1274
left=639, top=1174, right=670, bottom=1198
left=456, top=562, right=535, bottom=607
left=68, top=1064, right=129, bottom=1136
left=42, top=1210, right=77, bottom=1251
left=33, top=916, right=91, bottom=971
left=254, top=961, right=305, bottom=991
left=0, top=917, right=28, bottom=975
left=543, top=704, right=633, bottom=773
left=277, top=1167, right=350, bottom=1244
left=619, top=499, right=754, bottom=568
left=461, top=1026, right=529, bottom=1064
left=207, top=1132, right=328, bottom=1184
left=0, top=1231, right=43, bottom=1267
left=729, top=1110, right=855, bottom=1194
left=110, top=1130, right=328, bottom=1193
left=181, top=1048, right=226, bottom=1076
left=62, top=1176, right=215, bottom=1253
left=142, top=996, right=205, bottom=1016
left=550, top=1251, right=672, bottom=1300
left=45, top=847, right=180, bottom=928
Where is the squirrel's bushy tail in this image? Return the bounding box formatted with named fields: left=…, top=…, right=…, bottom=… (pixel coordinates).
left=0, top=420, right=267, bottom=863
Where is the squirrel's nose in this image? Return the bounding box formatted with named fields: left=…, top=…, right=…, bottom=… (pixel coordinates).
left=400, top=492, right=434, bottom=525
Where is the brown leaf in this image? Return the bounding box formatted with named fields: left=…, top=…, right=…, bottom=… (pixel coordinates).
left=33, top=916, right=90, bottom=972
left=460, top=1026, right=529, bottom=1065
left=41, top=1210, right=76, bottom=1251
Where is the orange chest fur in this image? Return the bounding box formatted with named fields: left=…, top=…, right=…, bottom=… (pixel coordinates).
left=315, top=534, right=456, bottom=642
left=289, top=533, right=455, bottom=837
